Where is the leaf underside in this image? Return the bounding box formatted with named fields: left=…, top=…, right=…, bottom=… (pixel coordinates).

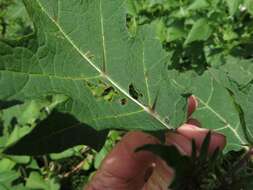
left=1, top=0, right=189, bottom=131
left=0, top=0, right=253, bottom=152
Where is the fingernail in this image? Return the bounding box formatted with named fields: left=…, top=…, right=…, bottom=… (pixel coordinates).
left=187, top=95, right=198, bottom=117
left=189, top=95, right=198, bottom=108
left=186, top=118, right=202, bottom=127
left=178, top=124, right=208, bottom=132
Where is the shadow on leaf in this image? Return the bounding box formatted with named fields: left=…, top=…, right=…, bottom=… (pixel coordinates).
left=4, top=111, right=108, bottom=155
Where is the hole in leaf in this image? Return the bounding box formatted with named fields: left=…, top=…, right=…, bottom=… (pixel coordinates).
left=120, top=98, right=128, bottom=105
left=101, top=86, right=118, bottom=101
left=126, top=14, right=137, bottom=37
left=86, top=81, right=118, bottom=102
left=129, top=83, right=143, bottom=100
left=102, top=87, right=114, bottom=96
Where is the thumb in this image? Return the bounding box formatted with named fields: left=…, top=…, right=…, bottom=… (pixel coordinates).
left=85, top=131, right=159, bottom=190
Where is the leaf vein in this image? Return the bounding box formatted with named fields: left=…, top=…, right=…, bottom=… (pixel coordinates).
left=94, top=109, right=144, bottom=121
left=35, top=0, right=173, bottom=130
left=0, top=70, right=101, bottom=81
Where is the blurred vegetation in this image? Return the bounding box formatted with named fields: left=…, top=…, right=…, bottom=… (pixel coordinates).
left=127, top=0, right=253, bottom=73
left=0, top=0, right=32, bottom=39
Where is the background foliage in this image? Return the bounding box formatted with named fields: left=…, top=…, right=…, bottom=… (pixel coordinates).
left=0, top=0, right=253, bottom=189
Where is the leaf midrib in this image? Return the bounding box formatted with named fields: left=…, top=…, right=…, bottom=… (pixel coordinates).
left=34, top=0, right=172, bottom=130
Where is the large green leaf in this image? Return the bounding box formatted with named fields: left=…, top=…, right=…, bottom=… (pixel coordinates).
left=240, top=87, right=253, bottom=144
left=1, top=0, right=253, bottom=152
left=206, top=58, right=253, bottom=147
left=0, top=0, right=188, bottom=131
left=219, top=56, right=253, bottom=86
left=169, top=69, right=248, bottom=151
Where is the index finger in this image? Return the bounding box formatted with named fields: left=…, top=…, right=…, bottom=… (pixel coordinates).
left=177, top=124, right=226, bottom=154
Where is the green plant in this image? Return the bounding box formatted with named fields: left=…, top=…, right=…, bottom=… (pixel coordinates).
left=0, top=0, right=253, bottom=189
left=128, top=0, right=253, bottom=72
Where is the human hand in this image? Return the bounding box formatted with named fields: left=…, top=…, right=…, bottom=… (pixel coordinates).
left=85, top=97, right=226, bottom=190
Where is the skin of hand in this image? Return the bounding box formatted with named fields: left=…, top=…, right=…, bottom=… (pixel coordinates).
left=85, top=96, right=226, bottom=190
